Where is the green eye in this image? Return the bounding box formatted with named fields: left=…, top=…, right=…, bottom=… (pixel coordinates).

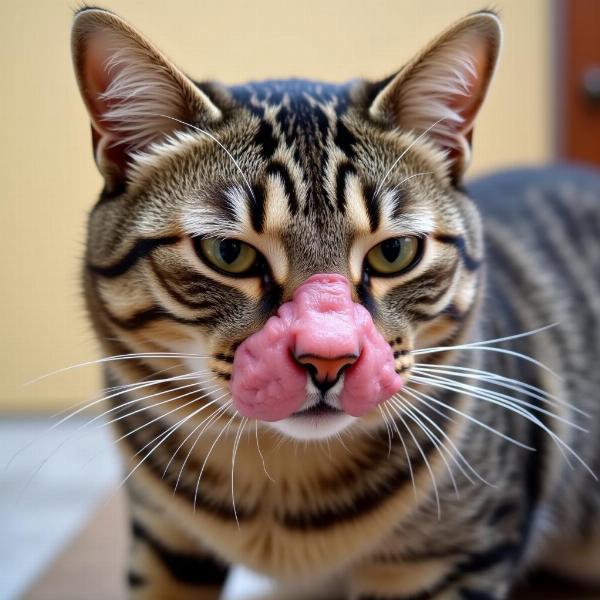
left=366, top=236, right=421, bottom=275
left=197, top=238, right=258, bottom=275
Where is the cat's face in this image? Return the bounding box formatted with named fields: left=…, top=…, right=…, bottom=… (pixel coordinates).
left=73, top=8, right=500, bottom=440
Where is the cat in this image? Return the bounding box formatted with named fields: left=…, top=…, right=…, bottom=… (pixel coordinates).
left=71, top=6, right=600, bottom=599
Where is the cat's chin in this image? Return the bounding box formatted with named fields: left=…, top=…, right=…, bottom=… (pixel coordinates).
left=266, top=410, right=357, bottom=441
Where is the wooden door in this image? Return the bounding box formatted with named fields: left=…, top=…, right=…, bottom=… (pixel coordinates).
left=557, top=0, right=600, bottom=166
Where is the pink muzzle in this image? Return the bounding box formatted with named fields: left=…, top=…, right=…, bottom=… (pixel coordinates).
left=230, top=273, right=403, bottom=421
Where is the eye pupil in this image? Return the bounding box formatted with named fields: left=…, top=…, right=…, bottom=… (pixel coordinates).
left=381, top=238, right=402, bottom=262
left=218, top=239, right=241, bottom=264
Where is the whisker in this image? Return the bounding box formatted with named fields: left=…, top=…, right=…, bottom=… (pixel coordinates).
left=392, top=396, right=460, bottom=498
left=25, top=353, right=211, bottom=386
left=115, top=389, right=224, bottom=454
left=49, top=366, right=185, bottom=421
left=132, top=403, right=222, bottom=464
left=17, top=381, right=217, bottom=500
left=6, top=371, right=214, bottom=470
left=389, top=171, right=433, bottom=195
left=82, top=377, right=216, bottom=427
left=231, top=416, right=248, bottom=529
left=387, top=401, right=441, bottom=517
left=255, top=420, right=275, bottom=483
left=412, top=323, right=562, bottom=378
left=101, top=362, right=205, bottom=395
left=100, top=382, right=221, bottom=429
left=413, top=346, right=560, bottom=379
left=117, top=393, right=230, bottom=491
left=377, top=405, right=393, bottom=457
left=335, top=432, right=353, bottom=455
left=83, top=390, right=224, bottom=475
left=396, top=389, right=491, bottom=487
left=411, top=373, right=585, bottom=431
left=413, top=363, right=589, bottom=417
left=155, top=114, right=256, bottom=201
left=406, top=385, right=535, bottom=450
left=194, top=413, right=238, bottom=512
left=410, top=376, right=597, bottom=479
left=415, top=323, right=560, bottom=354
left=374, top=118, right=445, bottom=198
left=171, top=399, right=232, bottom=493
left=381, top=403, right=417, bottom=500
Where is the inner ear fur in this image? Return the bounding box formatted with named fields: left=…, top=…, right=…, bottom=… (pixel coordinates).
left=71, top=7, right=222, bottom=191
left=369, top=12, right=502, bottom=183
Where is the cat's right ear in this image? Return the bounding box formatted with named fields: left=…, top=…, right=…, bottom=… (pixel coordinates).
left=71, top=8, right=222, bottom=192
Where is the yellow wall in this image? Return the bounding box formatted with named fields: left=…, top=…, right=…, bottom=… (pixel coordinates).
left=0, top=0, right=551, bottom=411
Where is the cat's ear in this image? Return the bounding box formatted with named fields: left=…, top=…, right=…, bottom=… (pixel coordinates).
left=71, top=8, right=222, bottom=192
left=368, top=12, right=502, bottom=183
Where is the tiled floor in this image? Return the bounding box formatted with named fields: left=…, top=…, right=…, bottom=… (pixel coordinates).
left=2, top=418, right=599, bottom=599
left=0, top=417, right=121, bottom=600
left=0, top=417, right=270, bottom=600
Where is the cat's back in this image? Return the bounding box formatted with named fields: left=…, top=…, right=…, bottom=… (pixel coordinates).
left=469, top=165, right=600, bottom=266
left=469, top=164, right=600, bottom=378
left=470, top=165, right=600, bottom=308
left=469, top=166, right=600, bottom=552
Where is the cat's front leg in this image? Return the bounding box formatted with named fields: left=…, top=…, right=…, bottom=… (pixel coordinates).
left=348, top=551, right=516, bottom=600
left=126, top=487, right=229, bottom=600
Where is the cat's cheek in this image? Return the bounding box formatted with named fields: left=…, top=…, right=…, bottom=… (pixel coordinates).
left=230, top=318, right=307, bottom=422
left=340, top=317, right=404, bottom=417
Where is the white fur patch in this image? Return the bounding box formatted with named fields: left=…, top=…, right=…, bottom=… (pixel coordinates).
left=269, top=412, right=356, bottom=441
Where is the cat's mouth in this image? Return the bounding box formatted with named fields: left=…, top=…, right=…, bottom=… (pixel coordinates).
left=291, top=399, right=343, bottom=418
left=272, top=397, right=356, bottom=440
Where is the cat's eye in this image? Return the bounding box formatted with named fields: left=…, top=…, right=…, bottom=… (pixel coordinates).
left=195, top=238, right=259, bottom=275
left=365, top=236, right=422, bottom=276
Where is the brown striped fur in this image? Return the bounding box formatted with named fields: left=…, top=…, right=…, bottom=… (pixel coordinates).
left=71, top=7, right=600, bottom=599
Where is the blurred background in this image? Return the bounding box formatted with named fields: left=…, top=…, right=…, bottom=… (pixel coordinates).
left=1, top=1, right=599, bottom=598
left=0, top=0, right=558, bottom=412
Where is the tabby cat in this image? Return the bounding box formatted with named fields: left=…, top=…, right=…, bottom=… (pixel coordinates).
left=71, top=7, right=600, bottom=599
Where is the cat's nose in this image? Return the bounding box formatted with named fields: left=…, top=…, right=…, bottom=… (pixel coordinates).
left=295, top=352, right=359, bottom=391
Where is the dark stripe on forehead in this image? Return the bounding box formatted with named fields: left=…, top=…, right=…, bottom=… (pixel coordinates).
left=254, top=120, right=278, bottom=160
left=434, top=233, right=481, bottom=271
left=314, top=106, right=331, bottom=139
left=334, top=119, right=357, bottom=159
left=88, top=236, right=180, bottom=278
left=363, top=183, right=380, bottom=232
left=336, top=162, right=357, bottom=214
left=390, top=190, right=408, bottom=221
left=206, top=187, right=244, bottom=224
left=266, top=161, right=299, bottom=215
left=248, top=183, right=266, bottom=233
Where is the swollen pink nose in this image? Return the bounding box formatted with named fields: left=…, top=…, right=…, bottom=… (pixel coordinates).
left=230, top=273, right=403, bottom=421
left=291, top=273, right=362, bottom=384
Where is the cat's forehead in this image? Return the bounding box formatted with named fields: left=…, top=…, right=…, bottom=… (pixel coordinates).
left=137, top=78, right=447, bottom=273
left=229, top=79, right=353, bottom=121
left=224, top=79, right=367, bottom=242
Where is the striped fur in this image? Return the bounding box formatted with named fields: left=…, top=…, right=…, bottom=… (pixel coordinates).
left=71, top=8, right=600, bottom=600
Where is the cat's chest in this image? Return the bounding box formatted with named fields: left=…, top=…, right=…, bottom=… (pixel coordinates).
left=124, top=430, right=427, bottom=578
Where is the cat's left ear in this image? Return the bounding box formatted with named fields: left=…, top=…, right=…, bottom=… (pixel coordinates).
left=369, top=12, right=502, bottom=183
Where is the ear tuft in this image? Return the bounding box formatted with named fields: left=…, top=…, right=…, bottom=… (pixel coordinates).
left=71, top=8, right=222, bottom=190
left=369, top=13, right=502, bottom=182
